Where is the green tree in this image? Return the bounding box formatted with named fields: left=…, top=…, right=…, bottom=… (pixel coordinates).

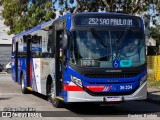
left=0, top=0, right=56, bottom=34
left=55, top=0, right=150, bottom=14
left=56, top=0, right=160, bottom=28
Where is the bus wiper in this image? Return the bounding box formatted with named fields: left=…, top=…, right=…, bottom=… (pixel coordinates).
left=116, top=28, right=130, bottom=46
left=89, top=27, right=107, bottom=48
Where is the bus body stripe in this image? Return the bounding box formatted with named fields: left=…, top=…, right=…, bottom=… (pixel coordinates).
left=64, top=85, right=84, bottom=91
left=64, top=85, right=106, bottom=92
left=85, top=86, right=105, bottom=92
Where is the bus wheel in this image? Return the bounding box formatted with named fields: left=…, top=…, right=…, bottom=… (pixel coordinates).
left=49, top=81, right=64, bottom=108
left=7, top=69, right=11, bottom=74
left=21, top=74, right=29, bottom=94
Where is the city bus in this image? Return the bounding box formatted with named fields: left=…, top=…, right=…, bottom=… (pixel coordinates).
left=11, top=12, right=147, bottom=108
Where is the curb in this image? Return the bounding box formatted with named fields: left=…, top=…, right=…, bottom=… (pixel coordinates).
left=0, top=72, right=8, bottom=74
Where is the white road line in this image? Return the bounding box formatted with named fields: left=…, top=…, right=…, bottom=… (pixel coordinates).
left=0, top=93, right=21, bottom=95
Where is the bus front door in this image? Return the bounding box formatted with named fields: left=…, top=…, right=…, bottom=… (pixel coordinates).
left=55, top=30, right=64, bottom=95
left=26, top=36, right=31, bottom=88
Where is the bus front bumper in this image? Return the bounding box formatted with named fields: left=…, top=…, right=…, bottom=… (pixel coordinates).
left=66, top=81, right=147, bottom=102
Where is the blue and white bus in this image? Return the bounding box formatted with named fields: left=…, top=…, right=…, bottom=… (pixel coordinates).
left=11, top=12, right=147, bottom=107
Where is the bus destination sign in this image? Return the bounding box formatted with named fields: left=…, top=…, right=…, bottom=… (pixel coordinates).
left=74, top=16, right=140, bottom=27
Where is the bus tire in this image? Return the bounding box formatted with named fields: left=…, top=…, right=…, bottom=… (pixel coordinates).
left=21, top=74, right=29, bottom=94
left=48, top=81, right=64, bottom=108
left=7, top=68, right=11, bottom=74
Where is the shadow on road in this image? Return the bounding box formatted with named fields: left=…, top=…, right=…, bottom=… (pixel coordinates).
left=0, top=98, right=11, bottom=100
left=65, top=101, right=160, bottom=116
left=29, top=91, right=160, bottom=117
left=31, top=91, right=48, bottom=101
left=147, top=91, right=160, bottom=105
left=149, top=90, right=160, bottom=94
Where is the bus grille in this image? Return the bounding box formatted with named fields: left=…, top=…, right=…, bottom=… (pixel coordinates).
left=85, top=73, right=138, bottom=78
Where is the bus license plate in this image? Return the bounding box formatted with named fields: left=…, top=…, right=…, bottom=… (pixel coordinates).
left=105, top=96, right=122, bottom=102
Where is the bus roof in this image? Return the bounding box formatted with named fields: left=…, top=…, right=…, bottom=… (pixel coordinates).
left=73, top=12, right=135, bottom=16
left=12, top=12, right=141, bottom=39
left=12, top=14, right=71, bottom=39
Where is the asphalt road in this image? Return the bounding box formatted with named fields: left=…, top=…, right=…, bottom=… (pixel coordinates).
left=0, top=74, right=160, bottom=120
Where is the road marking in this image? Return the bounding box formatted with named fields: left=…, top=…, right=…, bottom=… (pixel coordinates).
left=0, top=72, right=8, bottom=74
left=0, top=93, right=21, bottom=95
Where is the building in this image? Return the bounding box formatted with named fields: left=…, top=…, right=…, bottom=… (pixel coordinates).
left=0, top=6, right=14, bottom=65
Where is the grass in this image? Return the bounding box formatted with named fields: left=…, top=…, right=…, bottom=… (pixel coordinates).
left=148, top=80, right=160, bottom=88
left=147, top=73, right=160, bottom=88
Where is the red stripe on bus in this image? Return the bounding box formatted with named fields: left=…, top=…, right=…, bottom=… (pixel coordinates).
left=84, top=86, right=105, bottom=92
left=64, top=85, right=105, bottom=92
left=64, top=85, right=84, bottom=91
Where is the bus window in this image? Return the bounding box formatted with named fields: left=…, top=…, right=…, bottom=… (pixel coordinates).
left=31, top=31, right=54, bottom=58
left=12, top=41, right=15, bottom=56
left=31, top=35, right=42, bottom=58
left=18, top=37, right=26, bottom=58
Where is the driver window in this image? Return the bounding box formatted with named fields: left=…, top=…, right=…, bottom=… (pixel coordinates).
left=122, top=39, right=140, bottom=62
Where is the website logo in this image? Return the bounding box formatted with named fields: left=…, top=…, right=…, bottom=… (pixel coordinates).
left=2, top=112, right=12, bottom=118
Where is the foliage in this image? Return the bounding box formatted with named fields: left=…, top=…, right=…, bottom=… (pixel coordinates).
left=55, top=0, right=151, bottom=14
left=148, top=72, right=160, bottom=88
left=56, top=0, right=160, bottom=27
left=0, top=0, right=56, bottom=35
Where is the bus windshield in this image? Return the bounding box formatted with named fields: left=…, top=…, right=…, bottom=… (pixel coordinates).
left=70, top=29, right=145, bottom=68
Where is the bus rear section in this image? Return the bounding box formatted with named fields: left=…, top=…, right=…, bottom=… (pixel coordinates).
left=11, top=25, right=55, bottom=95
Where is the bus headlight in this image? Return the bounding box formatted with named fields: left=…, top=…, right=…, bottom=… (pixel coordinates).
left=71, top=76, right=82, bottom=87
left=140, top=75, right=147, bottom=86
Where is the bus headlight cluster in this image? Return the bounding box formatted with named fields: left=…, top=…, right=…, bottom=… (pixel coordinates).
left=140, top=75, right=147, bottom=86
left=71, top=76, right=82, bottom=87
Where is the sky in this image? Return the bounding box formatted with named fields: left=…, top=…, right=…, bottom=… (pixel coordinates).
left=147, top=4, right=160, bottom=26
left=53, top=0, right=76, bottom=10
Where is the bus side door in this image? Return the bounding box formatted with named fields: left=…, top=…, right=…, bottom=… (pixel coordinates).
left=24, top=35, right=32, bottom=87
left=54, top=20, right=66, bottom=96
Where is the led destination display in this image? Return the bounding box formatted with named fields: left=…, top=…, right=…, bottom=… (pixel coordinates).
left=74, top=15, right=141, bottom=27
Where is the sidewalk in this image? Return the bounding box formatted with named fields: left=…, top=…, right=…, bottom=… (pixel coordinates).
left=147, top=87, right=160, bottom=104
left=0, top=72, right=8, bottom=74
